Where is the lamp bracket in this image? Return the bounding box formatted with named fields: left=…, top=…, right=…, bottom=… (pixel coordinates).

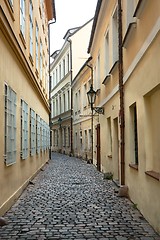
left=93, top=107, right=104, bottom=115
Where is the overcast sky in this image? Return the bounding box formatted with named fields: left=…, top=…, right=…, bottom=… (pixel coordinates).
left=49, top=0, right=98, bottom=54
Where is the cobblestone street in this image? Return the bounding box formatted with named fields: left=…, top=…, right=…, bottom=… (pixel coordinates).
left=0, top=153, right=159, bottom=240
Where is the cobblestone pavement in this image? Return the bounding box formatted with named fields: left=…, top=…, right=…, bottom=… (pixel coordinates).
left=0, top=153, right=160, bottom=240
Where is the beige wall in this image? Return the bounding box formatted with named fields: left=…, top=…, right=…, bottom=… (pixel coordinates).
left=72, top=66, right=92, bottom=161
left=88, top=0, right=160, bottom=233
left=0, top=0, right=55, bottom=215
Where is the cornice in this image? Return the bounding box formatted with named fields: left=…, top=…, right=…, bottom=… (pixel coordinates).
left=0, top=6, right=50, bottom=113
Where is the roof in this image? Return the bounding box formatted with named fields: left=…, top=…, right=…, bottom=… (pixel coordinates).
left=63, top=18, right=94, bottom=41
left=88, top=0, right=102, bottom=53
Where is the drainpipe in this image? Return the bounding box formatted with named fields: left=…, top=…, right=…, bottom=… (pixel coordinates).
left=67, top=39, right=73, bottom=156
left=118, top=0, right=125, bottom=185
left=48, top=18, right=56, bottom=160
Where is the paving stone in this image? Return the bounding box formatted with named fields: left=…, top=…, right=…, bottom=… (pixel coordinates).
left=0, top=153, right=159, bottom=239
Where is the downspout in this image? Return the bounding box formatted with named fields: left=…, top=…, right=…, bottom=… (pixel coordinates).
left=67, top=39, right=73, bottom=156
left=48, top=18, right=56, bottom=160
left=118, top=0, right=125, bottom=185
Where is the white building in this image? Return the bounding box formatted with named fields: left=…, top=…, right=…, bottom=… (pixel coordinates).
left=50, top=19, right=93, bottom=155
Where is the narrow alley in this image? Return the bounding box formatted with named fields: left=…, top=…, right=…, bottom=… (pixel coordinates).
left=0, top=153, right=159, bottom=240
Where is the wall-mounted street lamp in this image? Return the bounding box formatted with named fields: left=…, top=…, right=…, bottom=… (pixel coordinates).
left=87, top=84, right=104, bottom=164
left=87, top=84, right=104, bottom=114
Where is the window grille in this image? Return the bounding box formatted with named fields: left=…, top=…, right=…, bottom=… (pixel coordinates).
left=30, top=109, right=36, bottom=156
left=21, top=100, right=28, bottom=159
left=36, top=114, right=41, bottom=153
left=20, top=0, right=26, bottom=37
left=29, top=0, right=33, bottom=57
left=4, top=85, right=17, bottom=166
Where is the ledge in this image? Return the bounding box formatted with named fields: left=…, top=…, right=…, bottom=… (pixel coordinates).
left=109, top=61, right=119, bottom=75
left=145, top=171, right=160, bottom=181
left=133, top=0, right=147, bottom=19
left=4, top=0, right=15, bottom=21
left=122, top=21, right=137, bottom=48
left=102, top=74, right=111, bottom=85
left=129, top=163, right=138, bottom=170
left=19, top=31, right=26, bottom=49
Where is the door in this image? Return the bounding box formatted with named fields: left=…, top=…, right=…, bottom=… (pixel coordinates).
left=96, top=124, right=101, bottom=171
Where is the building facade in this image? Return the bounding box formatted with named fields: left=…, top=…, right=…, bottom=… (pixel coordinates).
left=0, top=0, right=55, bottom=215
left=50, top=19, right=93, bottom=155
left=87, top=0, right=160, bottom=234
left=72, top=58, right=92, bottom=161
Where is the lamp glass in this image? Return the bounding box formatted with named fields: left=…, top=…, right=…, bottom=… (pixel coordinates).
left=87, top=84, right=96, bottom=105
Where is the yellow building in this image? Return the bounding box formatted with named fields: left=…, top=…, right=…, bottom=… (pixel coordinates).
left=88, top=0, right=160, bottom=234
left=72, top=58, right=93, bottom=161
left=0, top=0, right=55, bottom=215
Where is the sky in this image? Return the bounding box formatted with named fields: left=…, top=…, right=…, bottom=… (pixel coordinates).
left=49, top=0, right=98, bottom=54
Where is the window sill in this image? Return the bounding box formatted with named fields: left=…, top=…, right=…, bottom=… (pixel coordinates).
left=102, top=74, right=111, bottom=85
left=4, top=0, right=15, bottom=21
left=129, top=163, right=138, bottom=170
left=133, top=0, right=147, bottom=19
left=109, top=60, right=118, bottom=75
left=19, top=31, right=26, bottom=49
left=29, top=54, right=34, bottom=66
left=35, top=69, right=39, bottom=78
left=122, top=21, right=137, bottom=48
left=145, top=171, right=160, bottom=181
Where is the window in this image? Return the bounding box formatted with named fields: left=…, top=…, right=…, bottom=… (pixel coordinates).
left=4, top=85, right=17, bottom=166
left=107, top=117, right=112, bottom=156
left=20, top=0, right=26, bottom=37
left=59, top=96, right=62, bottom=114
left=104, top=32, right=109, bottom=76
left=78, top=89, right=81, bottom=112
left=126, top=0, right=136, bottom=29
left=41, top=119, right=44, bottom=151
left=52, top=72, right=55, bottom=88
left=36, top=114, right=41, bottom=153
left=56, top=98, right=58, bottom=115
left=75, top=92, right=78, bottom=113
left=63, top=58, right=65, bottom=77
left=59, top=63, right=61, bottom=80
left=40, top=41, right=43, bottom=80
left=84, top=130, right=87, bottom=151
left=112, top=7, right=118, bottom=64
left=68, top=127, right=70, bottom=147
left=80, top=130, right=82, bottom=151
left=8, top=0, right=13, bottom=8
left=97, top=54, right=100, bottom=89
left=83, top=84, right=87, bottom=108
left=75, top=132, right=78, bottom=149
left=21, top=100, right=28, bottom=159
left=63, top=93, right=65, bottom=112
left=67, top=90, right=70, bottom=110
left=144, top=88, right=160, bottom=176
left=130, top=103, right=138, bottom=165
left=52, top=100, right=55, bottom=117
left=56, top=68, right=58, bottom=84
left=67, top=53, right=70, bottom=73
left=35, top=22, right=39, bottom=70
left=30, top=109, right=36, bottom=156
left=88, top=129, right=92, bottom=150
left=63, top=128, right=66, bottom=147
left=29, top=0, right=33, bottom=57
